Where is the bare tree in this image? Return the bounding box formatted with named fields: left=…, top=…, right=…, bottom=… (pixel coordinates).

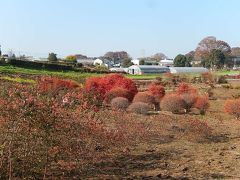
left=152, top=53, right=168, bottom=61
left=194, top=36, right=231, bottom=61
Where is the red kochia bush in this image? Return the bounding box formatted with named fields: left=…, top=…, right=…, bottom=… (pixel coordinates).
left=111, top=97, right=129, bottom=111
left=38, top=76, right=80, bottom=94
left=105, top=88, right=131, bottom=104
left=148, top=84, right=165, bottom=101
left=160, top=94, right=186, bottom=113
left=85, top=74, right=138, bottom=101
left=133, top=92, right=156, bottom=106
left=224, top=98, right=240, bottom=119
left=128, top=102, right=150, bottom=115
left=194, top=95, right=210, bottom=115
left=176, top=83, right=197, bottom=95
left=180, top=93, right=198, bottom=112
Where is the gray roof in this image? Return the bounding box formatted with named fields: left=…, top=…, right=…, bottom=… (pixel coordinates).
left=169, top=67, right=208, bottom=73
left=129, top=65, right=170, bottom=74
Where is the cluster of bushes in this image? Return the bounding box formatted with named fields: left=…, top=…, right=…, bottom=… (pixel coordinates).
left=0, top=74, right=215, bottom=178
left=85, top=74, right=138, bottom=102
left=85, top=75, right=210, bottom=116
left=160, top=83, right=209, bottom=115
left=0, top=77, right=147, bottom=179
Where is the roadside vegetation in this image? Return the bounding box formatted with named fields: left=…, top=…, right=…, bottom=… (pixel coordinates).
left=0, top=71, right=240, bottom=178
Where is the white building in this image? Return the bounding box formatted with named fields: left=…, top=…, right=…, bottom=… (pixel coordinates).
left=109, top=67, right=129, bottom=73
left=128, top=65, right=170, bottom=75
left=159, top=59, right=174, bottom=67
left=131, top=59, right=140, bottom=65
left=169, top=67, right=208, bottom=74
left=93, top=58, right=112, bottom=67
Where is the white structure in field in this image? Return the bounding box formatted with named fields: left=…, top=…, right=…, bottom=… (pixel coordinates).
left=127, top=65, right=208, bottom=75
left=93, top=58, right=112, bottom=67
left=131, top=59, right=140, bottom=65
left=128, top=65, right=170, bottom=75
left=109, top=67, right=129, bottom=73
left=159, top=59, right=174, bottom=67
left=169, top=67, right=208, bottom=74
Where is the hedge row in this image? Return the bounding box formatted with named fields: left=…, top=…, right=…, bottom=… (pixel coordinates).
left=6, top=59, right=110, bottom=74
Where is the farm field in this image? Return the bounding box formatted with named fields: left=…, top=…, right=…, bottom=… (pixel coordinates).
left=0, top=65, right=239, bottom=82
left=0, top=71, right=240, bottom=179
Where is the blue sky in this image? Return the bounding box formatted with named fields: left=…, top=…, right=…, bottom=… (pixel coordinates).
left=0, top=0, right=240, bottom=58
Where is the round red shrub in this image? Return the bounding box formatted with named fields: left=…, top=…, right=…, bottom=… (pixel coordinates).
left=105, top=88, right=131, bottom=104
left=133, top=92, right=156, bottom=106
left=224, top=98, right=240, bottom=119
left=111, top=97, right=129, bottom=111
left=38, top=76, right=80, bottom=94
left=180, top=93, right=198, bottom=112
left=194, top=95, right=210, bottom=115
left=160, top=94, right=186, bottom=113
left=176, top=83, right=197, bottom=95
left=148, top=84, right=165, bottom=101
left=128, top=102, right=150, bottom=115
left=85, top=74, right=138, bottom=101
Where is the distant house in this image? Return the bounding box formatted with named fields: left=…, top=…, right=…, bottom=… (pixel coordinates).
left=159, top=59, right=174, bottom=67
left=131, top=59, right=140, bottom=65
left=131, top=59, right=158, bottom=65
left=93, top=58, right=112, bottom=67
left=128, top=65, right=170, bottom=75
left=169, top=67, right=208, bottom=74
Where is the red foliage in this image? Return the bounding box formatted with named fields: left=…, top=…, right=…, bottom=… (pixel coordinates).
left=148, top=83, right=165, bottom=101
left=224, top=99, right=240, bottom=119
left=194, top=95, right=210, bottom=115
left=0, top=82, right=145, bottom=178
left=160, top=94, right=186, bottom=113
left=85, top=74, right=138, bottom=101
left=176, top=83, right=198, bottom=95
left=38, top=76, right=80, bottom=94
left=105, top=87, right=131, bottom=103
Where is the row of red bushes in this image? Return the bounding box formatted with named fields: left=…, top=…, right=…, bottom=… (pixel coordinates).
left=82, top=74, right=210, bottom=115
left=37, top=74, right=239, bottom=118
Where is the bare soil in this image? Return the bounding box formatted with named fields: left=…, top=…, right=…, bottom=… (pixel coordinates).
left=82, top=82, right=240, bottom=179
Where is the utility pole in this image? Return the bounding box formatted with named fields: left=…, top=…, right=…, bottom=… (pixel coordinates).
left=0, top=45, right=2, bottom=57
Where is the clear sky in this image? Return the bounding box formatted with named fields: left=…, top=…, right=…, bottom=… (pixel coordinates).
left=0, top=0, right=240, bottom=58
